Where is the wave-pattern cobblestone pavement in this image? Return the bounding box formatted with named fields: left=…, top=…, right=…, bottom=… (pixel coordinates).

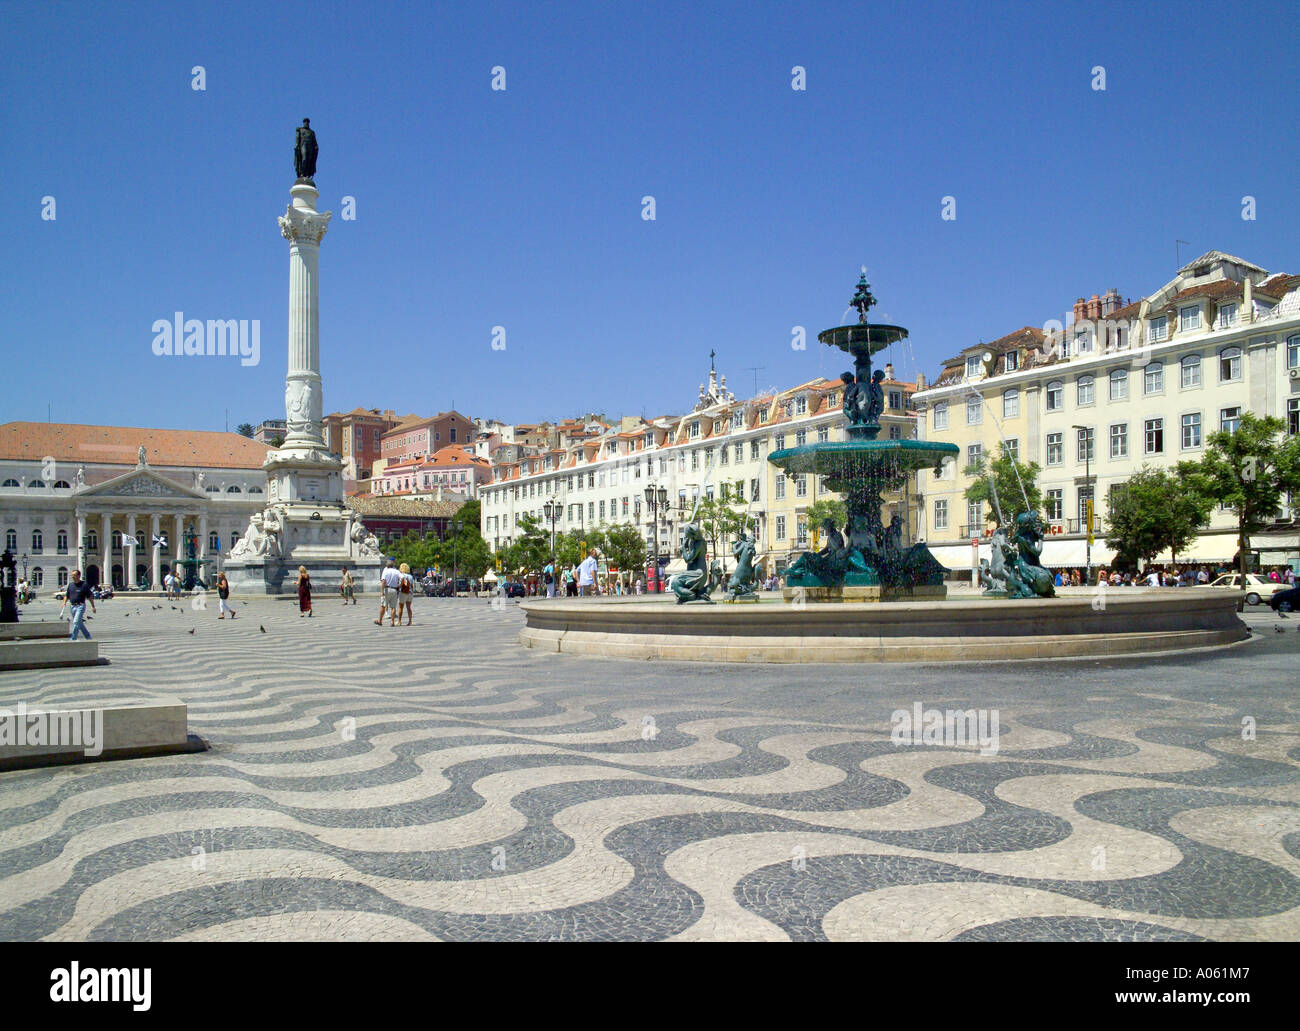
left=2, top=597, right=1298, bottom=941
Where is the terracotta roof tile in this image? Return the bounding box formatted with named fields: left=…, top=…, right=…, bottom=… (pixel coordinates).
left=0, top=422, right=273, bottom=470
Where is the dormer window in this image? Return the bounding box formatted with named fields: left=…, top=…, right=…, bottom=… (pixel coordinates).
left=1179, top=305, right=1201, bottom=332
left=1004, top=351, right=1018, bottom=372
left=690, top=421, right=700, bottom=438
left=1217, top=303, right=1237, bottom=328
left=965, top=357, right=981, bottom=378
left=1148, top=316, right=1169, bottom=343
left=795, top=396, right=808, bottom=416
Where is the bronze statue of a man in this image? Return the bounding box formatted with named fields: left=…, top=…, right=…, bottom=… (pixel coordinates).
left=294, top=118, right=318, bottom=180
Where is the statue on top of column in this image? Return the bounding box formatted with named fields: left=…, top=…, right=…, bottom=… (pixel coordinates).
left=294, top=118, right=318, bottom=181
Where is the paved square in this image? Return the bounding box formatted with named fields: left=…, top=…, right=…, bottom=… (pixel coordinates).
left=1, top=596, right=1298, bottom=941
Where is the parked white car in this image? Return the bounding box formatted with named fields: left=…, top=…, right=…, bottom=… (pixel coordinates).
left=1207, top=573, right=1287, bottom=606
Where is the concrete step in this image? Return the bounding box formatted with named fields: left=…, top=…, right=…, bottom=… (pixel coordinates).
left=0, top=638, right=104, bottom=671
left=0, top=621, right=70, bottom=641
left=0, top=697, right=203, bottom=770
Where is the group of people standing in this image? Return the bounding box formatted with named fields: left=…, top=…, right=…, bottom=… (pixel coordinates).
left=375, top=560, right=415, bottom=626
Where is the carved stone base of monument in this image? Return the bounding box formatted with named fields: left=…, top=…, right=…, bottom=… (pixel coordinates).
left=782, top=584, right=948, bottom=604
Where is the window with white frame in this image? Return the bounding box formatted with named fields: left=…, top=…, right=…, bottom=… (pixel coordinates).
left=888, top=425, right=901, bottom=439
left=1074, top=328, right=1092, bottom=353
left=775, top=474, right=786, bottom=500
left=817, top=425, right=828, bottom=443
left=1145, top=418, right=1164, bottom=454
left=888, top=391, right=902, bottom=410
left=1046, top=432, right=1063, bottom=466
left=1046, top=380, right=1063, bottom=410
left=1181, top=412, right=1202, bottom=449
left=1109, top=423, right=1127, bottom=458
left=795, top=395, right=807, bottom=415
left=1004, top=351, right=1019, bottom=372
left=1220, top=406, right=1242, bottom=433
left=1046, top=489, right=1063, bottom=521
left=933, top=499, right=948, bottom=530
left=1003, top=438, right=1018, bottom=460
left=1148, top=316, right=1168, bottom=343
left=1218, top=346, right=1242, bottom=382
left=1076, top=375, right=1095, bottom=406
left=965, top=356, right=980, bottom=379
left=1144, top=362, right=1163, bottom=394
left=1217, top=303, right=1238, bottom=328
left=774, top=434, right=785, bottom=450
left=1179, top=305, right=1201, bottom=332
left=1181, top=354, right=1201, bottom=388
left=795, top=474, right=808, bottom=498
left=775, top=515, right=786, bottom=540
left=1287, top=335, right=1300, bottom=369
left=1109, top=368, right=1128, bottom=400
left=1076, top=426, right=1094, bottom=463
left=933, top=402, right=948, bottom=429
left=966, top=395, right=982, bottom=424
left=966, top=443, right=982, bottom=468
left=967, top=501, right=982, bottom=532
left=794, top=429, right=807, bottom=446
left=1289, top=397, right=1300, bottom=436
left=1002, top=388, right=1019, bottom=418
left=750, top=439, right=760, bottom=460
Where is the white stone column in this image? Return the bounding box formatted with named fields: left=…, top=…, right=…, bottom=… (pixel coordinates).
left=76, top=513, right=87, bottom=574
left=173, top=514, right=184, bottom=581
left=126, top=514, right=137, bottom=589
left=100, top=513, right=111, bottom=589
left=150, top=514, right=161, bottom=589
left=278, top=183, right=331, bottom=450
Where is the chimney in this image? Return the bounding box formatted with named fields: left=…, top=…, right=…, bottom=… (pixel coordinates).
left=915, top=372, right=927, bottom=390
left=1101, top=288, right=1120, bottom=317
left=1073, top=297, right=1086, bottom=322
left=1087, top=293, right=1102, bottom=320
left=884, top=362, right=895, bottom=380
left=1244, top=277, right=1253, bottom=322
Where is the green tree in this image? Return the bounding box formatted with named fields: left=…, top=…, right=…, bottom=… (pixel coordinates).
left=510, top=513, right=552, bottom=575
left=603, top=523, right=647, bottom=576
left=236, top=423, right=255, bottom=438
left=269, top=435, right=284, bottom=448
left=555, top=528, right=605, bottom=569
left=804, top=498, right=848, bottom=548
left=695, top=481, right=747, bottom=557
left=963, top=443, right=1042, bottom=527
left=1105, top=467, right=1213, bottom=568
left=1177, top=412, right=1300, bottom=577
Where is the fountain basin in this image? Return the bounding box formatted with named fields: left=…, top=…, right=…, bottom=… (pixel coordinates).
left=769, top=438, right=958, bottom=476
left=519, top=589, right=1248, bottom=663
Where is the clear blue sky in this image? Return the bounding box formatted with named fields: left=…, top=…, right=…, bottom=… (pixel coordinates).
left=4, top=0, right=1298, bottom=432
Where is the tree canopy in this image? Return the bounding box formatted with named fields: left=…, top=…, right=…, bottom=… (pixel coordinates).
left=963, top=443, right=1042, bottom=527
left=1105, top=466, right=1213, bottom=568
left=1177, top=412, right=1300, bottom=575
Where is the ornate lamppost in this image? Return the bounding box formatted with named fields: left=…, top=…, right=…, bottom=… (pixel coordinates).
left=543, top=500, right=559, bottom=567
left=0, top=548, right=17, bottom=623
left=644, top=483, right=669, bottom=592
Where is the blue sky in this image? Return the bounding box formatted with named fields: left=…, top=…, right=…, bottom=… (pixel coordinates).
left=4, top=0, right=1299, bottom=432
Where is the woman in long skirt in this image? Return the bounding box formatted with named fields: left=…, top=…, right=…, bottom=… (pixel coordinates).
left=297, top=565, right=312, bottom=617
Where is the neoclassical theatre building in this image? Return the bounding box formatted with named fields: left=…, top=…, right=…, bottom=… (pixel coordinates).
left=0, top=422, right=272, bottom=589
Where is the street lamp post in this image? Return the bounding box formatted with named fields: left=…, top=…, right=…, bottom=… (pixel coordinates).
left=450, top=517, right=462, bottom=596
left=1072, top=424, right=1095, bottom=583
left=644, top=484, right=669, bottom=592
left=543, top=500, right=559, bottom=567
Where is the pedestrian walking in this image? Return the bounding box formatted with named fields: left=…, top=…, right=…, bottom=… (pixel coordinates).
left=340, top=567, right=355, bottom=605
left=66, top=569, right=95, bottom=640
left=216, top=571, right=236, bottom=619
left=376, top=559, right=403, bottom=626
left=297, top=565, right=313, bottom=617
left=577, top=549, right=598, bottom=596
left=544, top=561, right=556, bottom=599
left=399, top=562, right=414, bottom=625
left=564, top=566, right=577, bottom=596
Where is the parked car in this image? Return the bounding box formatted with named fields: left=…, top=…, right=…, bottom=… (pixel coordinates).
left=1206, top=573, right=1287, bottom=606
left=1267, top=584, right=1300, bottom=614
left=503, top=582, right=526, bottom=598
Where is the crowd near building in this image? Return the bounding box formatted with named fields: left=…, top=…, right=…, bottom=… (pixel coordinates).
left=5, top=247, right=1296, bottom=587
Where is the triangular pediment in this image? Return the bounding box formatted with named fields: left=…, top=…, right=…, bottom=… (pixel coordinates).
left=78, top=467, right=206, bottom=501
